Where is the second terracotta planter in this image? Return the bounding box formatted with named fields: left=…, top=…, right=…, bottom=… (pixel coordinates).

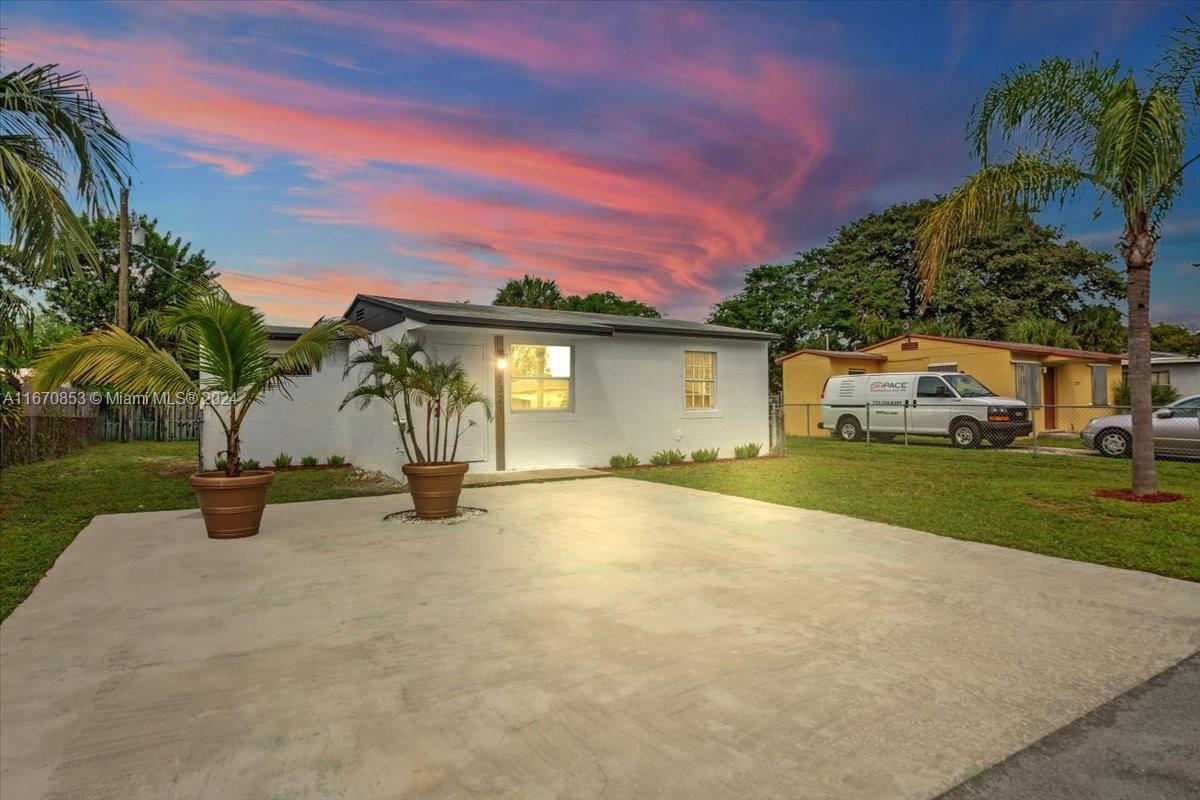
left=189, top=469, right=276, bottom=539
left=402, top=461, right=469, bottom=519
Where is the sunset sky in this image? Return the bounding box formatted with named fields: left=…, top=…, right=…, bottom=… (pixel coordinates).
left=4, top=0, right=1198, bottom=325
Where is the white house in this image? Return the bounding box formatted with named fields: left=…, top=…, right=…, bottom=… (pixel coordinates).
left=1122, top=352, right=1200, bottom=397
left=201, top=296, right=776, bottom=476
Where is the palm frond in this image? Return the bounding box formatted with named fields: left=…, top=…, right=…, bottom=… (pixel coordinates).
left=971, top=57, right=1118, bottom=165
left=1093, top=79, right=1187, bottom=222
left=1151, top=12, right=1200, bottom=119
left=0, top=138, right=99, bottom=279
left=31, top=326, right=196, bottom=397
left=0, top=64, right=132, bottom=213
left=915, top=153, right=1090, bottom=298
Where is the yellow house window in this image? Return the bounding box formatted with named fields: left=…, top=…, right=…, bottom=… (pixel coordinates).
left=510, top=344, right=572, bottom=411
left=684, top=351, right=715, bottom=409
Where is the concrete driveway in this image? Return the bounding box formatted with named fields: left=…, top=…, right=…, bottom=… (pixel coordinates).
left=2, top=478, right=1197, bottom=800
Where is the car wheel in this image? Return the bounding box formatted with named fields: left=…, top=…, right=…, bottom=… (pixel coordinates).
left=987, top=435, right=1015, bottom=448
left=837, top=416, right=862, bottom=442
left=1096, top=428, right=1132, bottom=458
left=951, top=420, right=981, bottom=449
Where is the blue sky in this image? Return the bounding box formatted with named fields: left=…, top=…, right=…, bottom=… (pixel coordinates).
left=4, top=0, right=1197, bottom=325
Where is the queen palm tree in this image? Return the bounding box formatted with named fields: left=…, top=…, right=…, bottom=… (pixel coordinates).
left=32, top=287, right=364, bottom=475
left=915, top=17, right=1198, bottom=496
left=340, top=335, right=491, bottom=465
left=1, top=64, right=132, bottom=355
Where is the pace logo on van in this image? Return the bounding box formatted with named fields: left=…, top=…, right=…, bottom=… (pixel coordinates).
left=869, top=380, right=909, bottom=392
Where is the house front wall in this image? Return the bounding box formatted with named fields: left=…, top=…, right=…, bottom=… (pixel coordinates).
left=202, top=323, right=771, bottom=476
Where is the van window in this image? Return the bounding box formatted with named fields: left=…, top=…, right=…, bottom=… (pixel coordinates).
left=917, top=376, right=952, bottom=398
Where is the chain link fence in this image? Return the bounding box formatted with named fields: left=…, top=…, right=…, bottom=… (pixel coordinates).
left=773, top=402, right=1200, bottom=461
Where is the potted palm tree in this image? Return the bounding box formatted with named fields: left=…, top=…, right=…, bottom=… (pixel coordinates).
left=340, top=336, right=491, bottom=519
left=32, top=287, right=363, bottom=538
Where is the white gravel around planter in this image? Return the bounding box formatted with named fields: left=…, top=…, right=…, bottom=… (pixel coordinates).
left=383, top=506, right=487, bottom=524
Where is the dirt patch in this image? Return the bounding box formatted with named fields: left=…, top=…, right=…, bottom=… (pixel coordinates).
left=1093, top=489, right=1186, bottom=504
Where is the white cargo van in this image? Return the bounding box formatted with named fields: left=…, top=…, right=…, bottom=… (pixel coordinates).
left=818, top=372, right=1032, bottom=448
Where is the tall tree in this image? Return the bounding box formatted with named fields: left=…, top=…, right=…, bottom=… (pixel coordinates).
left=709, top=201, right=1121, bottom=376
left=563, top=290, right=661, bottom=318
left=493, top=275, right=565, bottom=309
left=914, top=17, right=1198, bottom=496
left=493, top=275, right=661, bottom=317
left=34, top=214, right=218, bottom=339
left=0, top=64, right=132, bottom=360
left=1149, top=322, right=1200, bottom=356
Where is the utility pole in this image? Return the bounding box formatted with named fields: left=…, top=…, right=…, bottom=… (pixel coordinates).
left=117, top=184, right=130, bottom=331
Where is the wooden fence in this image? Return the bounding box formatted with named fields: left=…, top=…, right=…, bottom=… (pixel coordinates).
left=1, top=386, right=201, bottom=470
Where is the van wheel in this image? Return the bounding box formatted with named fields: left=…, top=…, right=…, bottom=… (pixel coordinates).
left=836, top=416, right=862, bottom=442
left=951, top=420, right=981, bottom=449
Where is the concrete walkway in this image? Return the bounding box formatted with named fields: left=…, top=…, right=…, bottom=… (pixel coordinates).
left=2, top=479, right=1197, bottom=799
left=463, top=466, right=608, bottom=487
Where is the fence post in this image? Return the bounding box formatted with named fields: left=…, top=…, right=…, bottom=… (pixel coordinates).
left=1032, top=406, right=1039, bottom=456
left=806, top=404, right=812, bottom=439
left=903, top=402, right=909, bottom=446
left=865, top=404, right=871, bottom=447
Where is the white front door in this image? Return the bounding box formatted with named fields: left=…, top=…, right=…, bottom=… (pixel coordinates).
left=425, top=343, right=489, bottom=463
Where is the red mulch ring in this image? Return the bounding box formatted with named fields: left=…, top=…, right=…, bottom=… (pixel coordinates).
left=1093, top=489, right=1186, bottom=504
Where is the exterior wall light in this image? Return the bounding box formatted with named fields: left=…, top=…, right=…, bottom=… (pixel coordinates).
left=496, top=356, right=508, bottom=370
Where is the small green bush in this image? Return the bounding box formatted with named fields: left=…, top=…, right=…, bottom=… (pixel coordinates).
left=649, top=449, right=686, bottom=466
left=241, top=458, right=261, bottom=470
left=733, top=442, right=762, bottom=459
left=691, top=447, right=719, bottom=462
left=300, top=455, right=319, bottom=467
left=273, top=452, right=293, bottom=468
left=214, top=456, right=228, bottom=472
left=609, top=453, right=639, bottom=468
left=327, top=454, right=346, bottom=466
left=1111, top=377, right=1179, bottom=407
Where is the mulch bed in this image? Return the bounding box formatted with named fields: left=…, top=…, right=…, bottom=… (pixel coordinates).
left=1093, top=489, right=1186, bottom=504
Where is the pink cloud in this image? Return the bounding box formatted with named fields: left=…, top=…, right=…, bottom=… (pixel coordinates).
left=5, top=7, right=861, bottom=315
left=180, top=149, right=254, bottom=176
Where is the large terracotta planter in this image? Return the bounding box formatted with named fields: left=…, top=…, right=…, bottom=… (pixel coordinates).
left=402, top=462, right=469, bottom=519
left=188, top=470, right=276, bottom=539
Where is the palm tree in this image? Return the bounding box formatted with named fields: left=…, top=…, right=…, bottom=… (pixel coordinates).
left=1004, top=316, right=1082, bottom=349
left=915, top=17, right=1198, bottom=496
left=32, top=287, right=363, bottom=475
left=340, top=335, right=491, bottom=464
left=1, top=64, right=132, bottom=355
left=493, top=274, right=566, bottom=309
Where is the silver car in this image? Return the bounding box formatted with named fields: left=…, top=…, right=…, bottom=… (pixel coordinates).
left=1081, top=394, right=1200, bottom=457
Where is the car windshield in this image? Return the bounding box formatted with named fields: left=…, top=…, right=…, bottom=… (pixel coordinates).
left=943, top=374, right=996, bottom=398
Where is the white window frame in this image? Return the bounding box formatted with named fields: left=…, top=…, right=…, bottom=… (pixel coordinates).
left=683, top=350, right=717, bottom=411
left=508, top=343, right=574, bottom=413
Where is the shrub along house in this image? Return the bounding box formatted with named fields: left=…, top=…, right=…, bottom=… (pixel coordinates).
left=201, top=296, right=775, bottom=475
left=778, top=333, right=1123, bottom=436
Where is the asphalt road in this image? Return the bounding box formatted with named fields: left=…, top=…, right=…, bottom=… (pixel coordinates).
left=938, top=651, right=1200, bottom=800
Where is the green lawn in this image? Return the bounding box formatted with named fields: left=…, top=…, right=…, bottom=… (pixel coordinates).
left=0, top=442, right=403, bottom=621
left=620, top=439, right=1200, bottom=582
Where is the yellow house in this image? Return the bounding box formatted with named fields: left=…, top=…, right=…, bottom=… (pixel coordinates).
left=778, top=334, right=1124, bottom=436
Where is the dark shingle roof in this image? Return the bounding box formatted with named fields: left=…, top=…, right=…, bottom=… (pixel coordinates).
left=265, top=324, right=309, bottom=340
left=346, top=295, right=778, bottom=341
